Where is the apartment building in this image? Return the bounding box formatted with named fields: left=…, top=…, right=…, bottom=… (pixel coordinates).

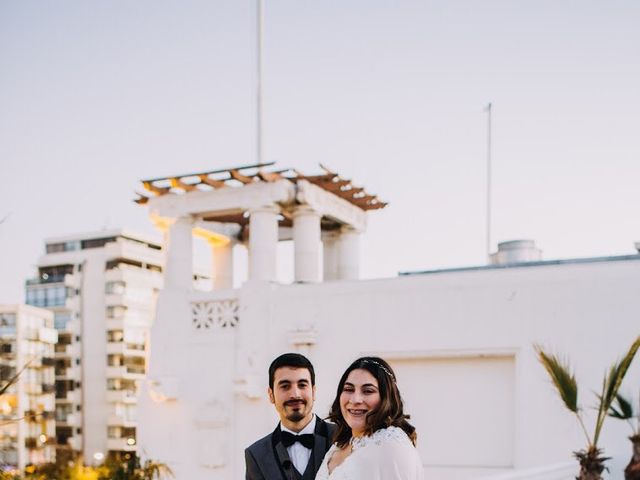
left=24, top=230, right=164, bottom=462
left=0, top=304, right=57, bottom=471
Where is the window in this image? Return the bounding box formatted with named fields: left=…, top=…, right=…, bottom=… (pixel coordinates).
left=107, top=330, right=124, bottom=342
left=105, top=281, right=126, bottom=295
left=0, top=314, right=16, bottom=335
left=45, top=243, right=65, bottom=254
left=54, top=313, right=72, bottom=331
left=81, top=237, right=116, bottom=250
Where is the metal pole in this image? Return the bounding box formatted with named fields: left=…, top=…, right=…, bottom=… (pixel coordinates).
left=486, top=102, right=492, bottom=261
left=256, top=0, right=264, bottom=165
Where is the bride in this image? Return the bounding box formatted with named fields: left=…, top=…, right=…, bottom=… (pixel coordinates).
left=316, top=357, right=424, bottom=480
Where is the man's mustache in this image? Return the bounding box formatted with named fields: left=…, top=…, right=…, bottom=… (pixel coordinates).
left=284, top=399, right=307, bottom=406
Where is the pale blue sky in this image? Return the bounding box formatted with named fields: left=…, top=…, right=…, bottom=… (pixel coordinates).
left=1, top=1, right=639, bottom=302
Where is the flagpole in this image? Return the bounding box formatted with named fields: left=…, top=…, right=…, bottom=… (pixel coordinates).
left=485, top=102, right=492, bottom=262
left=256, top=0, right=264, bottom=166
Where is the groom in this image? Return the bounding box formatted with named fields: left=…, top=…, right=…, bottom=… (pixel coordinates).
left=245, top=353, right=336, bottom=480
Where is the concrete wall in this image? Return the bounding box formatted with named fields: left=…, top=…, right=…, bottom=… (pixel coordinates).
left=139, top=256, right=640, bottom=480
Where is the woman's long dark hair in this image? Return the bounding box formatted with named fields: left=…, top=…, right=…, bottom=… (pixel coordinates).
left=328, top=356, right=417, bottom=448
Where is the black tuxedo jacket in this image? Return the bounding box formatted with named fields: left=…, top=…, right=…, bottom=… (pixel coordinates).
left=245, top=416, right=336, bottom=480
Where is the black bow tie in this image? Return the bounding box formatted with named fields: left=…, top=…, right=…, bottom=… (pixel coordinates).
left=281, top=431, right=315, bottom=449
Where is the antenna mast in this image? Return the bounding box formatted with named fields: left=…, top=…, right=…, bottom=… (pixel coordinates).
left=256, top=0, right=264, bottom=165
left=485, top=102, right=492, bottom=262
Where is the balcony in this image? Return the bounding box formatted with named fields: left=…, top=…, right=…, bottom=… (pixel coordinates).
left=42, top=383, right=56, bottom=394
left=67, top=435, right=82, bottom=451
left=106, top=366, right=145, bottom=380
left=107, top=413, right=137, bottom=427
left=107, top=438, right=137, bottom=452
left=23, top=383, right=42, bottom=395
left=105, top=293, right=127, bottom=307
left=26, top=275, right=66, bottom=286
left=104, top=240, right=163, bottom=271
left=59, top=413, right=81, bottom=427
left=39, top=327, right=58, bottom=344
left=107, top=390, right=138, bottom=403
left=106, top=342, right=146, bottom=357
left=65, top=366, right=81, bottom=381
left=63, top=274, right=80, bottom=289
left=41, top=357, right=56, bottom=367
left=57, top=389, right=81, bottom=404
left=107, top=321, right=127, bottom=334
left=106, top=342, right=125, bottom=355
left=65, top=296, right=80, bottom=311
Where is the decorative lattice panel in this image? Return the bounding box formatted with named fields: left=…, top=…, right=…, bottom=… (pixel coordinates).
left=191, top=299, right=239, bottom=330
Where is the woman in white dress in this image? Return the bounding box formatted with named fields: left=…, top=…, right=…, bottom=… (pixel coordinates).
left=316, top=357, right=424, bottom=480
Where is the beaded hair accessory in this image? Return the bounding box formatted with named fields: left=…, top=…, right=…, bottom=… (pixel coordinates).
left=360, top=359, right=396, bottom=382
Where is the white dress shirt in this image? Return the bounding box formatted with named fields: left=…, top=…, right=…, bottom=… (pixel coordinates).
left=281, top=415, right=316, bottom=475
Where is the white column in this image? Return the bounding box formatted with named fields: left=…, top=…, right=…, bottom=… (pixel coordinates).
left=212, top=241, right=234, bottom=289
left=164, top=216, right=194, bottom=290
left=337, top=227, right=360, bottom=280
left=293, top=205, right=322, bottom=283
left=248, top=206, right=279, bottom=281
left=322, top=231, right=339, bottom=281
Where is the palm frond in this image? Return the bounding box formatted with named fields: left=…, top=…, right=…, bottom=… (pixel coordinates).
left=608, top=393, right=634, bottom=420
left=535, top=344, right=579, bottom=413
left=594, top=336, right=640, bottom=446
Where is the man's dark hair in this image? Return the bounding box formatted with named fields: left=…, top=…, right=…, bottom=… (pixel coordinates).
left=268, top=353, right=315, bottom=389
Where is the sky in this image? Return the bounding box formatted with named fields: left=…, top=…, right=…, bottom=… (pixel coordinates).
left=1, top=1, right=639, bottom=303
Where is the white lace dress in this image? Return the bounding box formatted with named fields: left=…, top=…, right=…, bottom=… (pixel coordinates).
left=315, top=426, right=424, bottom=480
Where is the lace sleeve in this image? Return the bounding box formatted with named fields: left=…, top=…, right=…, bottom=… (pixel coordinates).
left=356, top=428, right=424, bottom=480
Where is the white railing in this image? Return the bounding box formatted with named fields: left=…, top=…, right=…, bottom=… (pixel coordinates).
left=474, top=462, right=575, bottom=480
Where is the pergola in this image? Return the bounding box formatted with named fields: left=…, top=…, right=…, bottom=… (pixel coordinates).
left=136, top=162, right=386, bottom=287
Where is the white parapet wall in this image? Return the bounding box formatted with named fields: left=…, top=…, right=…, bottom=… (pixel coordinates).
left=474, top=462, right=576, bottom=480
left=138, top=254, right=640, bottom=480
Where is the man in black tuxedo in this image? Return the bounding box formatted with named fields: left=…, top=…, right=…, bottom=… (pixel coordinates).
left=245, top=353, right=336, bottom=480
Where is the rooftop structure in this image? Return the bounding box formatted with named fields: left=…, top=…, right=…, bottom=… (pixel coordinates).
left=136, top=162, right=386, bottom=288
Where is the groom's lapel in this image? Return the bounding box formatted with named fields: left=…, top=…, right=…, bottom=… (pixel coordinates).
left=312, top=416, right=331, bottom=474
left=272, top=426, right=295, bottom=480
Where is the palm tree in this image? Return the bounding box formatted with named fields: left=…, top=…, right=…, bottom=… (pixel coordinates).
left=609, top=392, right=640, bottom=480
left=535, top=336, right=640, bottom=480
left=136, top=459, right=174, bottom=480
left=102, top=455, right=173, bottom=480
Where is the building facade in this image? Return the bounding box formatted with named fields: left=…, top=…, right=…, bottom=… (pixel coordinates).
left=135, top=164, right=640, bottom=480
left=24, top=230, right=164, bottom=462
left=0, top=304, right=57, bottom=471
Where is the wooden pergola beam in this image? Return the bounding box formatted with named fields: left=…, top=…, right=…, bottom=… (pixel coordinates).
left=319, top=179, right=352, bottom=191
left=257, top=170, right=283, bottom=182
left=142, top=181, right=170, bottom=196
left=140, top=161, right=275, bottom=184
left=230, top=169, right=254, bottom=184
left=198, top=174, right=226, bottom=189
left=134, top=193, right=149, bottom=205
left=170, top=178, right=198, bottom=192
left=296, top=173, right=338, bottom=183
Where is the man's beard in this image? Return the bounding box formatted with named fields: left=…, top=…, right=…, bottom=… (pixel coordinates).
left=285, top=401, right=307, bottom=422
left=287, top=410, right=306, bottom=422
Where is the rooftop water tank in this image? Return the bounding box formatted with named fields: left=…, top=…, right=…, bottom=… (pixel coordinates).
left=490, top=239, right=542, bottom=265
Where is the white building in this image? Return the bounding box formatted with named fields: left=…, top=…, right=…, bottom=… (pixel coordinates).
left=136, top=164, right=640, bottom=480
left=0, top=304, right=57, bottom=471
left=25, top=230, right=164, bottom=462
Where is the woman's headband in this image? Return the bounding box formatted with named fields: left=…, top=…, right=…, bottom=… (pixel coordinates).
left=359, top=359, right=396, bottom=382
